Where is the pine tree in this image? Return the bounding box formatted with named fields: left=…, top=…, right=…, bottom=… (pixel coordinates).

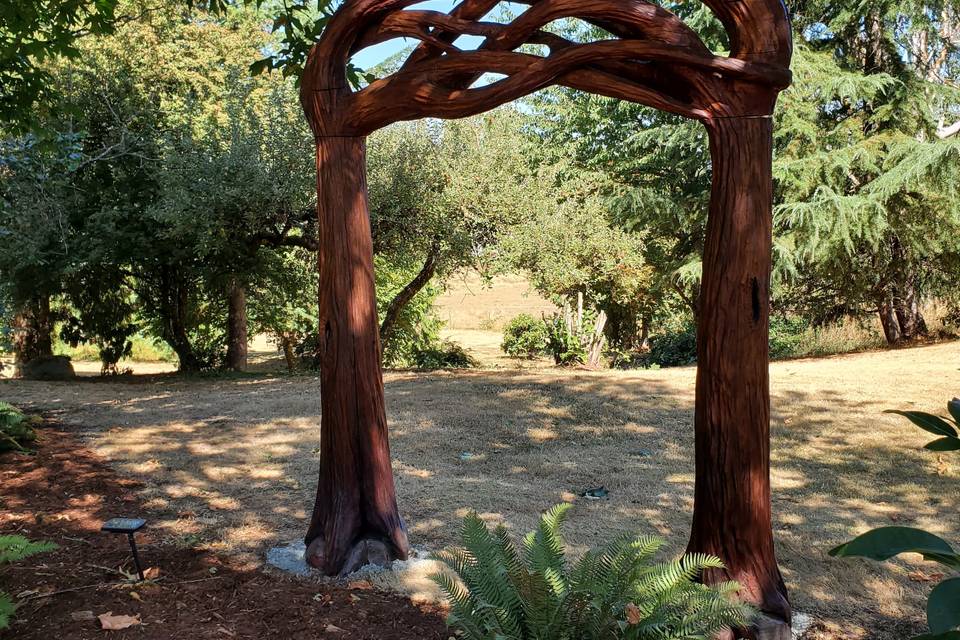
left=776, top=1, right=960, bottom=342
left=528, top=6, right=960, bottom=344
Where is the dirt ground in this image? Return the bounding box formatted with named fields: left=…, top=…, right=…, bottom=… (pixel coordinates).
left=0, top=421, right=448, bottom=639
left=2, top=342, right=959, bottom=638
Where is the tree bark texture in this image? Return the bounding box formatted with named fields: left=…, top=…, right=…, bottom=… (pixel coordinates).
left=304, top=135, right=409, bottom=575
left=281, top=334, right=297, bottom=373
left=893, top=280, right=927, bottom=340
left=687, top=116, right=790, bottom=627
left=226, top=279, right=248, bottom=371
left=878, top=296, right=903, bottom=344
left=298, top=0, right=794, bottom=609
left=11, top=294, right=53, bottom=377
left=877, top=279, right=928, bottom=345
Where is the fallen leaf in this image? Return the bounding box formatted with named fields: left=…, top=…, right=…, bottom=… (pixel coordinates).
left=143, top=567, right=161, bottom=580
left=98, top=612, right=141, bottom=630
left=129, top=592, right=142, bottom=602
left=625, top=603, right=642, bottom=625
left=347, top=580, right=373, bottom=590
left=937, top=455, right=951, bottom=476
left=70, top=610, right=96, bottom=621
left=349, top=594, right=360, bottom=604
left=325, top=624, right=345, bottom=633
left=909, top=570, right=945, bottom=583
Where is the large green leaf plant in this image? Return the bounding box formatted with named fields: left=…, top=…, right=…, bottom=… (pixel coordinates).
left=830, top=399, right=960, bottom=639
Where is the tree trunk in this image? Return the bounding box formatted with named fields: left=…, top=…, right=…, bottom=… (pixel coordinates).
left=379, top=242, right=440, bottom=347
left=687, top=116, right=790, bottom=627
left=893, top=280, right=927, bottom=341
left=878, top=292, right=902, bottom=344
left=159, top=267, right=203, bottom=372
left=280, top=334, right=297, bottom=373
left=11, top=294, right=53, bottom=377
left=305, top=135, right=409, bottom=576
left=639, top=315, right=651, bottom=351
left=225, top=279, right=248, bottom=371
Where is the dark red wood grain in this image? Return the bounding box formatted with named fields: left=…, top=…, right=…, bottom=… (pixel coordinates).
left=299, top=0, right=794, bottom=629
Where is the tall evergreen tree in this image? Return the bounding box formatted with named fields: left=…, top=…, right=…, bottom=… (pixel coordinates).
left=777, top=1, right=960, bottom=342
left=527, top=6, right=960, bottom=345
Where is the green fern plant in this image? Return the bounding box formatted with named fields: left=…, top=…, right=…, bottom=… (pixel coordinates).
left=0, top=535, right=58, bottom=629
left=0, top=402, right=37, bottom=453
left=431, top=504, right=750, bottom=640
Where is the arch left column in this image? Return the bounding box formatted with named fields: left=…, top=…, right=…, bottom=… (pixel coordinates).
left=303, top=124, right=410, bottom=576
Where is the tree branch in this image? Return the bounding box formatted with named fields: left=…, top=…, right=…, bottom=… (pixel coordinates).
left=250, top=207, right=319, bottom=251
left=343, top=41, right=788, bottom=132
left=938, top=119, right=960, bottom=139
left=379, top=242, right=441, bottom=342
left=698, top=0, right=792, bottom=66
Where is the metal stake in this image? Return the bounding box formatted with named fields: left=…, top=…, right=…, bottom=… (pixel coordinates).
left=126, top=532, right=145, bottom=581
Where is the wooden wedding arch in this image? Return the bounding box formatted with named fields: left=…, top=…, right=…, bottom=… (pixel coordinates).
left=299, top=0, right=794, bottom=631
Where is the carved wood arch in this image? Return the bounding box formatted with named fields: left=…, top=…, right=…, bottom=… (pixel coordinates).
left=300, top=0, right=793, bottom=632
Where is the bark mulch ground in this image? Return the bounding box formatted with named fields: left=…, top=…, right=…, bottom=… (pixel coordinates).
left=0, top=420, right=450, bottom=639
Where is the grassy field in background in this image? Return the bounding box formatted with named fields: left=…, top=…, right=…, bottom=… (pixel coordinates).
left=434, top=273, right=557, bottom=331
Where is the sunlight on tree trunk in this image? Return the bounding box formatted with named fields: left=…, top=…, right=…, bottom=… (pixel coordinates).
left=304, top=135, right=409, bottom=575
left=688, top=116, right=790, bottom=624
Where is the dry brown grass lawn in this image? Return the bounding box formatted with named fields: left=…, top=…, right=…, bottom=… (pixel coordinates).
left=2, top=342, right=959, bottom=638
left=434, top=273, right=558, bottom=330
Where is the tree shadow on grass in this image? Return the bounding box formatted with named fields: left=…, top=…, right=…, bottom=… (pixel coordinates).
left=1, top=357, right=956, bottom=638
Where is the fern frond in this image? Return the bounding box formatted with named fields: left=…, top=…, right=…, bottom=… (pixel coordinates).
left=523, top=503, right=571, bottom=578
left=0, top=536, right=57, bottom=564
left=432, top=506, right=749, bottom=640
left=0, top=591, right=14, bottom=631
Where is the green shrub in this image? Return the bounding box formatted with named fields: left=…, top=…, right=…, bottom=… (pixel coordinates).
left=432, top=504, right=750, bottom=640
left=768, top=316, right=810, bottom=360
left=0, top=403, right=36, bottom=453
left=55, top=333, right=177, bottom=364
left=791, top=319, right=886, bottom=358
left=0, top=536, right=57, bottom=629
left=545, top=313, right=589, bottom=366
left=641, top=315, right=885, bottom=369
left=376, top=258, right=447, bottom=368
left=501, top=314, right=550, bottom=359
left=647, top=324, right=698, bottom=368
left=412, top=341, right=477, bottom=370
left=830, top=399, right=960, bottom=639
left=127, top=335, right=177, bottom=362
